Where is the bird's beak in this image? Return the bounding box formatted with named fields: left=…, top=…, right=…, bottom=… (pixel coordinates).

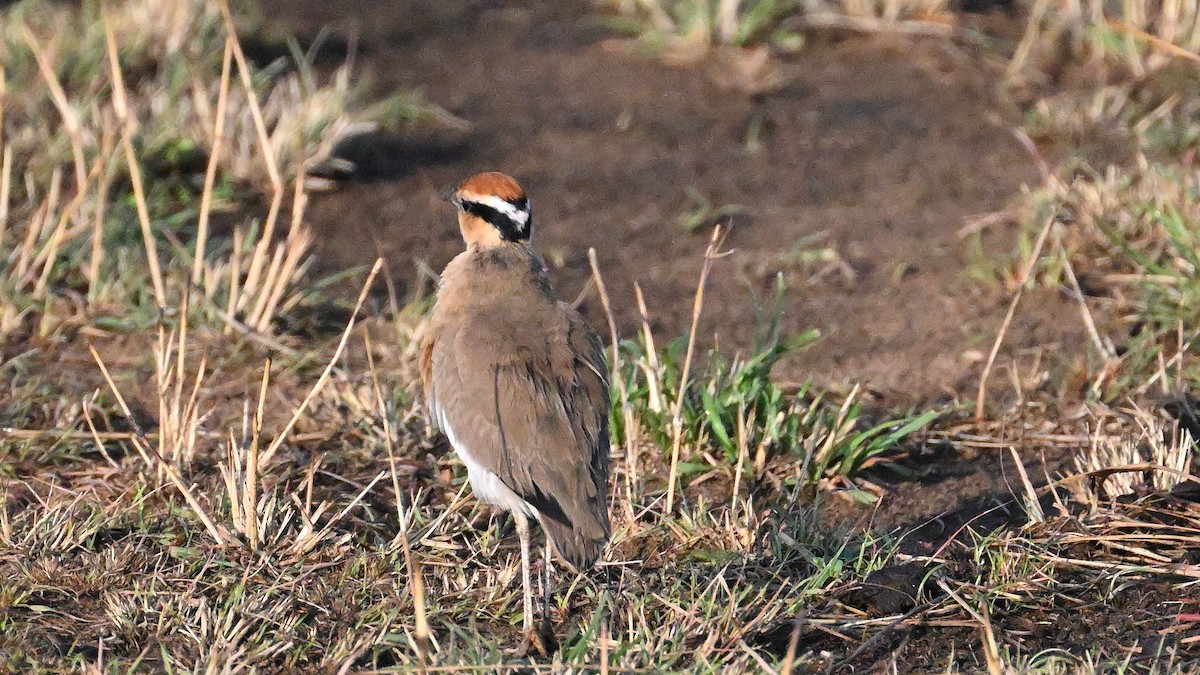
left=440, top=184, right=458, bottom=205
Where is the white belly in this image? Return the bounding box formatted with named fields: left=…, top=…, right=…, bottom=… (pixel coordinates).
left=436, top=407, right=536, bottom=519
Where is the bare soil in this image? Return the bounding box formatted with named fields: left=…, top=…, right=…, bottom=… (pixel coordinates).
left=238, top=1, right=1138, bottom=669
left=263, top=0, right=1088, bottom=405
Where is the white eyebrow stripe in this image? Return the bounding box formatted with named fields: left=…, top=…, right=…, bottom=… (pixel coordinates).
left=469, top=194, right=530, bottom=226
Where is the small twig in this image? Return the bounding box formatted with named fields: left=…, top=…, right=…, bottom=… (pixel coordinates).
left=826, top=597, right=943, bottom=674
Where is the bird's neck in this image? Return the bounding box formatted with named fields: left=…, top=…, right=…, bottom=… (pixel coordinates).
left=438, top=244, right=552, bottom=303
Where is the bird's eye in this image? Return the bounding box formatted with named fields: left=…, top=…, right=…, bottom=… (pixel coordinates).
left=459, top=199, right=471, bottom=211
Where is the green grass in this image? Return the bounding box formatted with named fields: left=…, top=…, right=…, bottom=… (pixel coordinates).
left=600, top=0, right=805, bottom=55
left=1, top=0, right=1200, bottom=671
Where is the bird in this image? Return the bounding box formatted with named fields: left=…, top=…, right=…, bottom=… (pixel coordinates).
left=419, top=171, right=611, bottom=654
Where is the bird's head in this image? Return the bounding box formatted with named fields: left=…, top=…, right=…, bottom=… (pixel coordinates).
left=445, top=172, right=532, bottom=248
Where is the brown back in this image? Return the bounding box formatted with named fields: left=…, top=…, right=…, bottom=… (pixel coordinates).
left=421, top=244, right=610, bottom=567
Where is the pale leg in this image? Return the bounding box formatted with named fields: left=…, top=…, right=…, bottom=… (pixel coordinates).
left=513, top=512, right=548, bottom=656
left=514, top=511, right=534, bottom=636
left=542, top=537, right=552, bottom=619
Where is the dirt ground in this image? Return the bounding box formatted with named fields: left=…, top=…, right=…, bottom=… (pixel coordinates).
left=1, top=1, right=1191, bottom=669
left=231, top=2, right=1141, bottom=666
left=262, top=0, right=1088, bottom=406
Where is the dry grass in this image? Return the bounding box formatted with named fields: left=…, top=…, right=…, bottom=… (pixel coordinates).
left=0, top=0, right=443, bottom=341
left=1, top=0, right=1200, bottom=671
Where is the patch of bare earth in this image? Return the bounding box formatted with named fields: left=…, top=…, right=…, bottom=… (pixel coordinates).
left=263, top=0, right=1086, bottom=405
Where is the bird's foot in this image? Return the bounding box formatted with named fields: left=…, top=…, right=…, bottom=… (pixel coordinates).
left=514, top=621, right=557, bottom=658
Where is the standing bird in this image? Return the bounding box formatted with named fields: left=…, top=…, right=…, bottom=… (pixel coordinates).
left=420, top=172, right=611, bottom=653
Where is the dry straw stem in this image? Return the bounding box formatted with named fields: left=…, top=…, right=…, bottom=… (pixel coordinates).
left=192, top=36, right=235, bottom=287
left=940, top=580, right=1003, bottom=675
left=257, top=257, right=382, bottom=467
left=666, top=224, right=728, bottom=513
left=87, top=130, right=117, bottom=303
left=293, top=470, right=386, bottom=557
left=0, top=145, right=11, bottom=249
left=588, top=247, right=638, bottom=520
left=1108, top=18, right=1200, bottom=68
left=217, top=0, right=282, bottom=192
left=86, top=343, right=230, bottom=546
left=216, top=0, right=289, bottom=313
left=21, top=28, right=87, bottom=194
left=245, top=354, right=271, bottom=548
left=1008, top=445, right=1043, bottom=523
left=245, top=175, right=311, bottom=332
left=102, top=10, right=167, bottom=308
left=1005, top=0, right=1053, bottom=81
left=787, top=12, right=955, bottom=37
left=974, top=210, right=1057, bottom=421
left=0, top=63, right=5, bottom=142
left=364, top=331, right=434, bottom=656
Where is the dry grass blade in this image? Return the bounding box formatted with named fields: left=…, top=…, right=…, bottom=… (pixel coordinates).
left=217, top=0, right=282, bottom=191
left=192, top=36, right=235, bottom=286
left=102, top=10, right=166, bottom=308
left=21, top=28, right=86, bottom=193
left=258, top=258, right=382, bottom=467
left=666, top=224, right=727, bottom=512
left=974, top=211, right=1056, bottom=421
left=589, top=247, right=638, bottom=519
left=86, top=344, right=230, bottom=546
left=0, top=145, right=11, bottom=248
left=364, top=330, right=434, bottom=655
left=1108, top=18, right=1200, bottom=67
left=939, top=581, right=1002, bottom=675
left=1008, top=446, right=1043, bottom=523
left=245, top=355, right=271, bottom=548
left=87, top=132, right=116, bottom=304
left=291, top=471, right=385, bottom=557
left=216, top=0, right=287, bottom=311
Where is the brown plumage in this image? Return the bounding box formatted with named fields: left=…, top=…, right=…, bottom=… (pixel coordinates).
left=420, top=172, right=610, bottom=651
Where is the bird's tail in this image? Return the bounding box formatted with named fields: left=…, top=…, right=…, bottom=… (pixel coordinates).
left=541, top=508, right=609, bottom=571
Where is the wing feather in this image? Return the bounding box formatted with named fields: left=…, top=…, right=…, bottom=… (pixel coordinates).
left=429, top=302, right=610, bottom=567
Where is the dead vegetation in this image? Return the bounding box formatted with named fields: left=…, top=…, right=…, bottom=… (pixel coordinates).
left=0, top=0, right=1199, bottom=671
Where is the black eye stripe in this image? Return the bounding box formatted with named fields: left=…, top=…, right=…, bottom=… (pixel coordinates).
left=461, top=199, right=531, bottom=242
